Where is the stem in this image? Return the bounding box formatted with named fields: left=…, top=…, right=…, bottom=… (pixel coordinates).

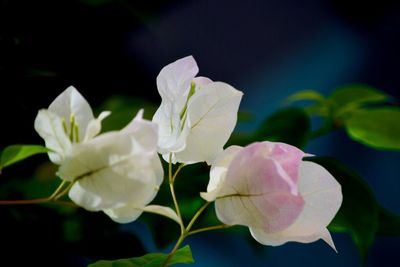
left=162, top=201, right=212, bottom=267
left=48, top=180, right=68, bottom=200
left=162, top=233, right=187, bottom=267
left=186, top=201, right=211, bottom=232
left=54, top=181, right=74, bottom=200
left=188, top=224, right=232, bottom=236
left=0, top=198, right=51, bottom=205
left=172, top=163, right=185, bottom=183
left=0, top=180, right=73, bottom=205
left=169, top=154, right=184, bottom=233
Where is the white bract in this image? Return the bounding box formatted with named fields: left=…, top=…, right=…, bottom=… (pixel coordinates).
left=57, top=110, right=164, bottom=223
left=35, top=87, right=166, bottom=223
left=201, top=142, right=343, bottom=251
left=152, top=56, right=243, bottom=165
left=34, top=86, right=110, bottom=164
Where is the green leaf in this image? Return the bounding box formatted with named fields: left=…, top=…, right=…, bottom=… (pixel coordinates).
left=330, top=84, right=389, bottom=108
left=345, top=107, right=400, bottom=150
left=285, top=89, right=325, bottom=103
left=0, top=145, right=48, bottom=170
left=88, top=245, right=194, bottom=267
left=304, top=156, right=378, bottom=260
left=330, top=84, right=389, bottom=118
left=256, top=107, right=311, bottom=148
left=377, top=207, right=400, bottom=236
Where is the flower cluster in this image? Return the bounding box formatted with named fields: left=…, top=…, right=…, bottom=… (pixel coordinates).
left=35, top=56, right=342, bottom=250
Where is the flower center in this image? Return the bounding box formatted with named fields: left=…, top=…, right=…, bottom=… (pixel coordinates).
left=179, top=81, right=196, bottom=131
left=62, top=114, right=80, bottom=143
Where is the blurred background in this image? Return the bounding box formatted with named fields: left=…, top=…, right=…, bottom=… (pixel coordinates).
left=0, top=0, right=399, bottom=266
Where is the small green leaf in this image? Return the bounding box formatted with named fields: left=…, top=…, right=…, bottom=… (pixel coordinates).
left=304, top=156, right=378, bottom=260
left=88, top=245, right=194, bottom=267
left=330, top=84, right=389, bottom=118
left=285, top=89, right=325, bottom=103
left=377, top=207, right=400, bottom=236
left=345, top=107, right=400, bottom=150
left=0, top=145, right=48, bottom=170
left=256, top=107, right=311, bottom=148
left=330, top=84, right=389, bottom=108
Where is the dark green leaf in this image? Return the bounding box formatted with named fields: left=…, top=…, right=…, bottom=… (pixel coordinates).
left=304, top=157, right=378, bottom=260
left=330, top=84, right=390, bottom=120
left=88, top=245, right=194, bottom=267
left=345, top=108, right=400, bottom=150
left=330, top=84, right=389, bottom=108
left=285, top=89, right=325, bottom=103
left=377, top=207, right=400, bottom=236
left=0, top=145, right=48, bottom=170
left=256, top=107, right=310, bottom=148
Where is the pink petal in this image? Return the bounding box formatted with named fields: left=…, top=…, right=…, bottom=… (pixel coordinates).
left=261, top=141, right=305, bottom=183
left=215, top=142, right=304, bottom=232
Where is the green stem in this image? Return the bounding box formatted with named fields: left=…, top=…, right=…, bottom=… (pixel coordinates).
left=162, top=201, right=212, bottom=267
left=162, top=233, right=187, bottom=267
left=0, top=180, right=72, bottom=205
left=186, top=201, right=211, bottom=232
left=0, top=198, right=51, bottom=205
left=54, top=181, right=74, bottom=200
left=48, top=180, right=68, bottom=200
left=188, top=224, right=232, bottom=236
left=172, top=163, right=185, bottom=183
left=169, top=154, right=184, bottom=233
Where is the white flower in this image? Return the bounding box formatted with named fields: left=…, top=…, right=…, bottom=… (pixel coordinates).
left=201, top=142, right=342, bottom=251
left=58, top=110, right=164, bottom=223
left=35, top=87, right=165, bottom=223
left=34, top=86, right=110, bottom=164
left=152, top=56, right=243, bottom=164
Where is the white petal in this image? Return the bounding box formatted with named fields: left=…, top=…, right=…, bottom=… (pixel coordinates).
left=193, top=76, right=212, bottom=87
left=320, top=228, right=338, bottom=252
left=34, top=109, right=71, bottom=164
left=123, top=109, right=161, bottom=159
left=153, top=96, right=189, bottom=154
left=48, top=86, right=94, bottom=141
left=200, top=146, right=243, bottom=202
left=174, top=82, right=243, bottom=164
left=156, top=56, right=198, bottom=103
left=249, top=227, right=337, bottom=252
left=142, top=205, right=180, bottom=224
left=249, top=226, right=322, bottom=246
left=292, top=161, right=342, bottom=234
left=83, top=111, right=111, bottom=141
left=103, top=204, right=144, bottom=224
left=248, top=161, right=342, bottom=250
left=61, top=131, right=163, bottom=210
left=153, top=56, right=199, bottom=155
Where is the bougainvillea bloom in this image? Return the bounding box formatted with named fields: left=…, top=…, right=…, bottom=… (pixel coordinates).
left=34, top=86, right=110, bottom=164
left=57, top=110, right=164, bottom=223
left=152, top=56, right=243, bottom=164
left=201, top=141, right=342, bottom=250
left=35, top=87, right=164, bottom=223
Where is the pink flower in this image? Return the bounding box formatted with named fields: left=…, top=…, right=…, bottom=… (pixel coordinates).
left=201, top=141, right=342, bottom=251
